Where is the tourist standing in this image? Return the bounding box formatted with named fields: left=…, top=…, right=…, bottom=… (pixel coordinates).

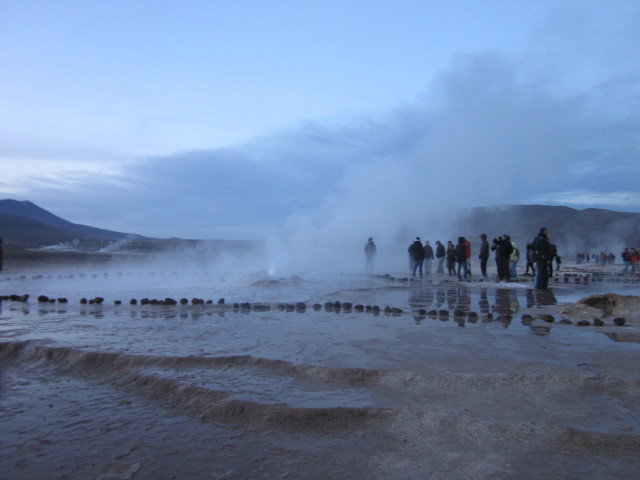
left=364, top=237, right=376, bottom=273
left=478, top=234, right=489, bottom=277
left=424, top=240, right=434, bottom=274
left=435, top=240, right=445, bottom=273
left=532, top=228, right=551, bottom=290
left=408, top=237, right=425, bottom=278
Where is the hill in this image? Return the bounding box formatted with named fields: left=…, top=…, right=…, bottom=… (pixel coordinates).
left=0, top=199, right=133, bottom=247
left=449, top=205, right=640, bottom=254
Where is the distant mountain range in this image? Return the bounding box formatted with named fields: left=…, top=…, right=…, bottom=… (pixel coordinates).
left=1, top=199, right=639, bottom=253
left=448, top=205, right=640, bottom=253
left=0, top=199, right=136, bottom=248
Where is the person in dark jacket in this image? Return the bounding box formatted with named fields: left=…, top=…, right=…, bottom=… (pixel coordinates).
left=497, top=234, right=514, bottom=281
left=435, top=240, right=446, bottom=273
left=524, top=243, right=536, bottom=276
left=455, top=237, right=468, bottom=281
left=408, top=237, right=426, bottom=278
left=423, top=241, right=434, bottom=274
left=364, top=237, right=376, bottom=273
left=446, top=241, right=456, bottom=275
left=478, top=234, right=490, bottom=277
left=531, top=227, right=551, bottom=289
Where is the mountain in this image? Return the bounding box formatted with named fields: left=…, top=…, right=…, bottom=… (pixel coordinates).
left=0, top=199, right=135, bottom=248
left=1, top=199, right=639, bottom=254
left=449, top=205, right=640, bottom=254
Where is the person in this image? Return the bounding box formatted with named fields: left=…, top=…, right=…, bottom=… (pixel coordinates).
left=446, top=241, right=456, bottom=275
left=364, top=237, right=376, bottom=273
left=0, top=237, right=3, bottom=271
left=408, top=237, right=425, bottom=278
left=423, top=240, right=434, bottom=274
left=455, top=237, right=469, bottom=281
left=509, top=239, right=519, bottom=279
left=478, top=234, right=489, bottom=277
left=496, top=235, right=514, bottom=281
left=548, top=243, right=558, bottom=277
left=464, top=238, right=472, bottom=275
left=524, top=244, right=536, bottom=276
left=631, top=248, right=639, bottom=273
left=622, top=248, right=631, bottom=273
left=435, top=240, right=445, bottom=273
left=531, top=227, right=551, bottom=290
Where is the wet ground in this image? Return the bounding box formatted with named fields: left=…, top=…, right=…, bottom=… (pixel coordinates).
left=1, top=261, right=640, bottom=479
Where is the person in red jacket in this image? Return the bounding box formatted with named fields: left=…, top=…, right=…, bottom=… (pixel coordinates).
left=464, top=238, right=472, bottom=275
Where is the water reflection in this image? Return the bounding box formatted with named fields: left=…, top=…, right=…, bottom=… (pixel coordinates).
left=408, top=285, right=557, bottom=323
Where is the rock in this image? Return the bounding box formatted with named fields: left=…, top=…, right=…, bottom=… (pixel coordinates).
left=613, top=317, right=626, bottom=326
left=577, top=320, right=590, bottom=327
left=37, top=295, right=50, bottom=303
left=593, top=318, right=604, bottom=326
left=565, top=294, right=640, bottom=323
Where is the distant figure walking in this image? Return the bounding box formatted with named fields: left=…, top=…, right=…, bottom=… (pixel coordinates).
left=408, top=237, right=425, bottom=279
left=532, top=227, right=551, bottom=290
left=364, top=237, right=376, bottom=273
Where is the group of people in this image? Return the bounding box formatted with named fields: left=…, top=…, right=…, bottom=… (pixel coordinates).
left=575, top=251, right=616, bottom=265
left=405, top=229, right=557, bottom=289
left=367, top=227, right=559, bottom=291
left=621, top=248, right=640, bottom=273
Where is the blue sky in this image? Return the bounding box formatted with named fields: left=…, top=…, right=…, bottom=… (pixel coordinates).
left=1, top=1, right=639, bottom=246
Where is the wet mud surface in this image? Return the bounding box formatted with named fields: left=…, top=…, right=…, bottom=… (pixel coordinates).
left=1, top=263, right=640, bottom=479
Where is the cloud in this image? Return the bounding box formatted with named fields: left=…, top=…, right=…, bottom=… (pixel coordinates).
left=3, top=25, right=639, bottom=273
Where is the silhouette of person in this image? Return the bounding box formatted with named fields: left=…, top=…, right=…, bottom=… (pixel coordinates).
left=364, top=237, right=376, bottom=273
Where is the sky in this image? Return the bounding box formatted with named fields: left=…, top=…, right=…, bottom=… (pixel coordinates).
left=1, top=1, right=640, bottom=265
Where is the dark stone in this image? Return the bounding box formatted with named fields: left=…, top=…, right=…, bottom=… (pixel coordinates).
left=180, top=298, right=188, bottom=305
left=613, top=317, right=626, bottom=326
left=577, top=320, right=590, bottom=327
left=94, top=297, right=104, bottom=305
left=80, top=298, right=87, bottom=304
left=114, top=300, right=122, bottom=305
left=57, top=298, right=68, bottom=303
left=37, top=295, right=49, bottom=303
left=164, top=298, right=177, bottom=305
left=130, top=299, right=138, bottom=305
left=217, top=298, right=225, bottom=305
left=141, top=298, right=150, bottom=305
left=593, top=318, right=604, bottom=326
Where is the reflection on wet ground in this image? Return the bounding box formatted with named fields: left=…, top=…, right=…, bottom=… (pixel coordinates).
left=408, top=285, right=558, bottom=315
